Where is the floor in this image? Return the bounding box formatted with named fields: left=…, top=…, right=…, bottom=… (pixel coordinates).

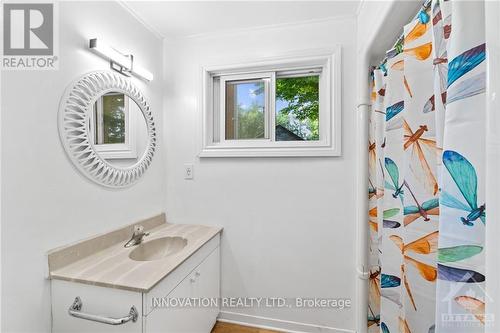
left=211, top=322, right=279, bottom=333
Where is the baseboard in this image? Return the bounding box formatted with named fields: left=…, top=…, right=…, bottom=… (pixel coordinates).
left=217, top=311, right=356, bottom=333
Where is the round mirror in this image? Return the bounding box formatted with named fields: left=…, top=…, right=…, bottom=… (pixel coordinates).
left=58, top=71, right=156, bottom=188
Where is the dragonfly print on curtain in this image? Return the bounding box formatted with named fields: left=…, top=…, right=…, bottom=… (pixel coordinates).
left=367, top=1, right=487, bottom=332
left=434, top=1, right=486, bottom=332
left=367, top=67, right=386, bottom=332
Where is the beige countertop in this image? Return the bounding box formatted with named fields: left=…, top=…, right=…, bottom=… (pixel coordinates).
left=48, top=217, right=222, bottom=293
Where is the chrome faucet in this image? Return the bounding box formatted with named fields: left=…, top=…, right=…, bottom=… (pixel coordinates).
left=124, top=225, right=150, bottom=248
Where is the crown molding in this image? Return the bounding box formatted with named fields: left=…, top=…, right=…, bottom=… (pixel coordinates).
left=182, top=14, right=357, bottom=40
left=116, top=0, right=165, bottom=40
left=115, top=1, right=358, bottom=41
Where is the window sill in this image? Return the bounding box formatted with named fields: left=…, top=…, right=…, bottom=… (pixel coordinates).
left=199, top=145, right=340, bottom=157
left=95, top=149, right=138, bottom=160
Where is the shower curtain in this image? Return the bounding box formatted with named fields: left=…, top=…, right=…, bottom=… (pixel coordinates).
left=368, top=1, right=486, bottom=332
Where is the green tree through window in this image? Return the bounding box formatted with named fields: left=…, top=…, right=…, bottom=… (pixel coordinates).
left=276, top=75, right=319, bottom=141
left=236, top=104, right=265, bottom=139
left=102, top=94, right=126, bottom=144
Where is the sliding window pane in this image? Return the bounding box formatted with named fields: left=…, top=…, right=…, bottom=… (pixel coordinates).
left=275, top=75, right=319, bottom=141
left=225, top=80, right=266, bottom=140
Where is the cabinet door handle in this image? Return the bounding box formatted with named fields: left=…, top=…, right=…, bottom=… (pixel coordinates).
left=68, top=297, right=138, bottom=325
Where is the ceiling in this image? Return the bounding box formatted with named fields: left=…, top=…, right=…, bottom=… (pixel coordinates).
left=122, top=1, right=362, bottom=39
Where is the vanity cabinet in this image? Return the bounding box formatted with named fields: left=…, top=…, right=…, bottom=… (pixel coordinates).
left=51, top=234, right=220, bottom=333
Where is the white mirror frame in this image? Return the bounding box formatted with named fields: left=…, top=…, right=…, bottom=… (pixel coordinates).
left=58, top=71, right=156, bottom=188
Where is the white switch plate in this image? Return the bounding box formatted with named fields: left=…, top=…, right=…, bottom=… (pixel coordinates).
left=184, top=163, right=194, bottom=180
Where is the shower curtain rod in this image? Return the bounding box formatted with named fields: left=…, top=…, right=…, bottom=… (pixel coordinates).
left=379, top=0, right=432, bottom=68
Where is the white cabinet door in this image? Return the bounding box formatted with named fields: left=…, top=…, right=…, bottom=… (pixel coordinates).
left=191, top=246, right=220, bottom=333
left=51, top=280, right=142, bottom=333
left=145, top=246, right=220, bottom=333
left=145, top=270, right=198, bottom=333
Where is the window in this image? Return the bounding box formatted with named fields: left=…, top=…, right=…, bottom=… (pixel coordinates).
left=94, top=93, right=127, bottom=144
left=202, top=49, right=341, bottom=157
left=224, top=78, right=267, bottom=140
left=90, top=92, right=138, bottom=159
left=276, top=73, right=320, bottom=141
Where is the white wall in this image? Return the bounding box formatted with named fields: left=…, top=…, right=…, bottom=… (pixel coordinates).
left=163, top=18, right=358, bottom=332
left=0, top=2, right=165, bottom=332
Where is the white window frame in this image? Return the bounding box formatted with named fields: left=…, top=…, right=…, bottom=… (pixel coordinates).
left=90, top=93, right=138, bottom=160
left=201, top=47, right=342, bottom=157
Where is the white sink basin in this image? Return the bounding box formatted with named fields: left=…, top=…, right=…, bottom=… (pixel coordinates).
left=129, top=236, right=188, bottom=261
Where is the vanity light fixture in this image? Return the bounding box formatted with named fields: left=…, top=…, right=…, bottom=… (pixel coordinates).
left=89, top=38, right=154, bottom=82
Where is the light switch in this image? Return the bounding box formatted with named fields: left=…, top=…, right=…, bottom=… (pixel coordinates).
left=184, top=163, right=194, bottom=180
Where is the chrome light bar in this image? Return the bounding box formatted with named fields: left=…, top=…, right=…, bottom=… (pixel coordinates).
left=89, top=38, right=153, bottom=82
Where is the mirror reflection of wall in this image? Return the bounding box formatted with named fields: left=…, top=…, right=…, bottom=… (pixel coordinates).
left=90, top=92, right=148, bottom=167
